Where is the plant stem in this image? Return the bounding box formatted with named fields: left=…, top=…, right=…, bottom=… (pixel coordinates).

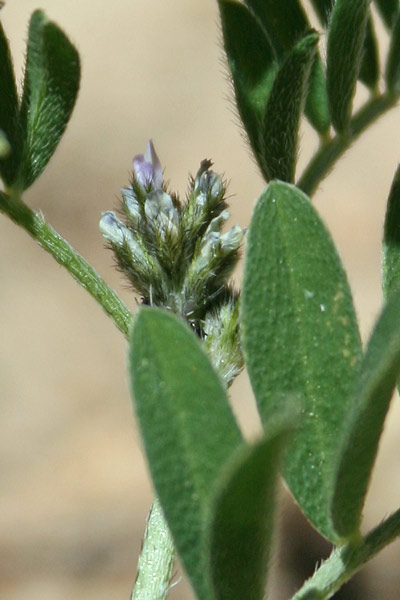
left=131, top=499, right=175, bottom=600
left=291, top=507, right=400, bottom=600
left=0, top=190, right=132, bottom=336
left=0, top=188, right=175, bottom=597
left=298, top=93, right=397, bottom=197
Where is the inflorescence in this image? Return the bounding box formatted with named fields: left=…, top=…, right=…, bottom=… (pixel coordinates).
left=99, top=140, right=244, bottom=385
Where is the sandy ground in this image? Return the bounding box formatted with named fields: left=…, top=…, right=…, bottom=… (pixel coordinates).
left=1, top=1, right=400, bottom=598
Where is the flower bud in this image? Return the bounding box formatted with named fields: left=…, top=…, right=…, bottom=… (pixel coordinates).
left=121, top=187, right=141, bottom=225
left=132, top=139, right=163, bottom=190
left=99, top=211, right=127, bottom=245
left=220, top=224, right=244, bottom=253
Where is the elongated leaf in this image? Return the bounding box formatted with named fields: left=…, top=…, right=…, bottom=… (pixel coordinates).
left=306, top=58, right=331, bottom=136
left=386, top=10, right=400, bottom=93
left=310, top=0, right=335, bottom=26
left=218, top=0, right=277, bottom=166
left=326, top=0, right=370, bottom=132
left=129, top=308, right=243, bottom=600
left=260, top=34, right=318, bottom=183
left=311, top=3, right=379, bottom=92
left=244, top=0, right=330, bottom=134
left=0, top=130, right=10, bottom=158
left=243, top=0, right=309, bottom=58
left=209, top=410, right=295, bottom=600
left=241, top=181, right=362, bottom=541
left=17, top=10, right=80, bottom=190
left=383, top=163, right=400, bottom=297
left=359, top=17, right=380, bottom=91
left=332, top=288, right=400, bottom=536
left=374, top=0, right=398, bottom=28
left=0, top=19, right=20, bottom=185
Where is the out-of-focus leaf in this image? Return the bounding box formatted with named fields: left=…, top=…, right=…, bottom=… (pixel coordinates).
left=209, top=409, right=296, bottom=600
left=244, top=0, right=330, bottom=134
left=326, top=0, right=370, bottom=132
left=241, top=181, right=362, bottom=541
left=0, top=129, right=11, bottom=159
left=386, top=10, right=400, bottom=93
left=260, top=33, right=318, bottom=182
left=0, top=19, right=20, bottom=184
left=129, top=308, right=243, bottom=600
left=332, top=288, right=400, bottom=536
left=17, top=10, right=80, bottom=190
left=218, top=0, right=277, bottom=166
left=383, top=164, right=400, bottom=298
left=374, top=0, right=399, bottom=29
left=310, top=0, right=335, bottom=26
left=359, top=17, right=380, bottom=91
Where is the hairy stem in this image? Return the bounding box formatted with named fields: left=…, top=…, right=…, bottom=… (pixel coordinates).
left=131, top=499, right=175, bottom=600
left=0, top=188, right=175, bottom=598
left=0, top=190, right=132, bottom=336
left=292, top=507, right=400, bottom=600
left=298, top=93, right=397, bottom=197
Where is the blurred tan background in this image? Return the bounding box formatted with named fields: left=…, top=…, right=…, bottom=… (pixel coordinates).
left=1, top=1, right=400, bottom=598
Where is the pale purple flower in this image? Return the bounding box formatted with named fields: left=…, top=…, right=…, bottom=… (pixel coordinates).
left=132, top=139, right=163, bottom=189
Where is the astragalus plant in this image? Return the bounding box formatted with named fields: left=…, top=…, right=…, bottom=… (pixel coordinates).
left=1, top=2, right=400, bottom=599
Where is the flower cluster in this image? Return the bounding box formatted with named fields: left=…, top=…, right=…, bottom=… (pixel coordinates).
left=100, top=141, right=244, bottom=385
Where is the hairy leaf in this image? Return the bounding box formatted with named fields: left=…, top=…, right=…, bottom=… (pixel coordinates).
left=260, top=34, right=318, bottom=182
left=332, top=289, right=400, bottom=536
left=386, top=10, right=400, bottom=93
left=241, top=182, right=362, bottom=541
left=218, top=0, right=277, bottom=166
left=0, top=19, right=20, bottom=185
left=326, top=0, right=370, bottom=132
left=17, top=10, right=80, bottom=189
left=383, top=163, right=400, bottom=298
left=311, top=4, right=379, bottom=92
left=244, top=0, right=330, bottom=134
left=209, top=409, right=295, bottom=600
left=130, top=308, right=243, bottom=600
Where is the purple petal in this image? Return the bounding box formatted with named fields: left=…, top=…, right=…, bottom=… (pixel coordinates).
left=145, top=139, right=163, bottom=188
left=132, top=154, right=154, bottom=187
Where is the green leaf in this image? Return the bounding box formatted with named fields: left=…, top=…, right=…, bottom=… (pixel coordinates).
left=358, top=16, right=380, bottom=91
left=129, top=308, right=243, bottom=600
left=383, top=163, right=400, bottom=298
left=311, top=2, right=379, bottom=92
left=0, top=129, right=10, bottom=159
left=244, top=0, right=330, bottom=134
left=218, top=0, right=277, bottom=167
left=209, top=409, right=295, bottom=600
left=386, top=10, right=400, bottom=93
left=373, top=0, right=398, bottom=29
left=310, top=0, right=335, bottom=26
left=0, top=19, right=20, bottom=185
left=326, top=0, right=370, bottom=133
left=243, top=0, right=308, bottom=58
left=17, top=10, right=80, bottom=190
left=332, top=288, right=400, bottom=536
left=306, top=57, right=331, bottom=136
left=241, top=181, right=362, bottom=541
left=260, top=33, right=318, bottom=183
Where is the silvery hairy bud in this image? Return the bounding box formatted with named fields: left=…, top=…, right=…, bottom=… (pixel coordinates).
left=99, top=140, right=245, bottom=330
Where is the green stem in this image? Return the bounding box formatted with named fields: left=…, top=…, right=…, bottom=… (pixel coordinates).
left=0, top=188, right=175, bottom=597
left=0, top=190, right=132, bottom=336
left=131, top=499, right=175, bottom=600
left=298, top=93, right=398, bottom=197
left=291, top=507, right=400, bottom=600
